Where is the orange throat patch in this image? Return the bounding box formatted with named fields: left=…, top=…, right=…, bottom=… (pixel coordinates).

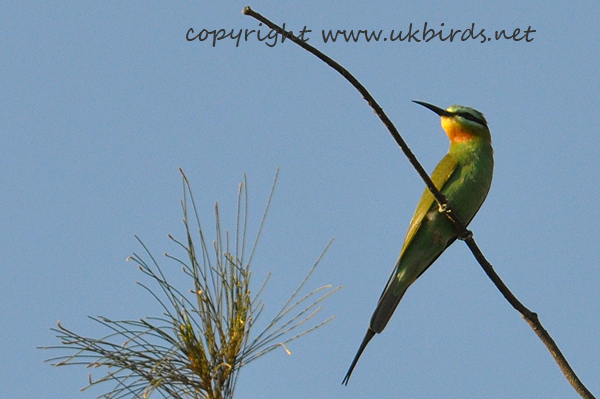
left=441, top=117, right=476, bottom=143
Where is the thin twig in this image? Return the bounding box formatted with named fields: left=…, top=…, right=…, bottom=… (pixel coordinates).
left=241, top=6, right=460, bottom=231
left=242, top=6, right=596, bottom=399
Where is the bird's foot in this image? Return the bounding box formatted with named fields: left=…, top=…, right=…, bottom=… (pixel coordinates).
left=458, top=229, right=473, bottom=241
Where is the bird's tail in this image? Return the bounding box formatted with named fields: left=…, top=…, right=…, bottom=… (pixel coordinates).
left=342, top=328, right=376, bottom=385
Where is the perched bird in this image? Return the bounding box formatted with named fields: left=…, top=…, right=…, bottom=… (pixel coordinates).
left=342, top=101, right=494, bottom=385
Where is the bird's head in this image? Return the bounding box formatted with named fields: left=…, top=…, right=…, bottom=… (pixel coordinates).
left=413, top=101, right=491, bottom=144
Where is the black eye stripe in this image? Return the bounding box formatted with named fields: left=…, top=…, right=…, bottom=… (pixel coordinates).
left=455, top=111, right=487, bottom=126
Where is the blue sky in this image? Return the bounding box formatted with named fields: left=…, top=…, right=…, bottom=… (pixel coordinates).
left=2, top=1, right=599, bottom=398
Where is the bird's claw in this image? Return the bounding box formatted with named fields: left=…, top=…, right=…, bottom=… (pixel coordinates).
left=458, top=230, right=473, bottom=241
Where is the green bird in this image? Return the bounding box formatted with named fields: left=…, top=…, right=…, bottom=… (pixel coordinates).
left=342, top=101, right=494, bottom=385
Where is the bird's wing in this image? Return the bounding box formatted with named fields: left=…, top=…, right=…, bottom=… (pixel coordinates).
left=368, top=154, right=461, bottom=332
left=343, top=153, right=462, bottom=384
left=399, top=152, right=460, bottom=258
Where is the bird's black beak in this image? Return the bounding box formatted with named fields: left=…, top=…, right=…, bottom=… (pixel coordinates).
left=412, top=100, right=452, bottom=117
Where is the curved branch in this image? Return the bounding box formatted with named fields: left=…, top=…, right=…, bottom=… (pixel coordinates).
left=242, top=6, right=596, bottom=399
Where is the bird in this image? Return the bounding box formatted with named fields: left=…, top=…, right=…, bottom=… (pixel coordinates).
left=342, top=101, right=494, bottom=385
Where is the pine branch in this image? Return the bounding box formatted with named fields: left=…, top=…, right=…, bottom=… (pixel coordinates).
left=43, top=169, right=340, bottom=399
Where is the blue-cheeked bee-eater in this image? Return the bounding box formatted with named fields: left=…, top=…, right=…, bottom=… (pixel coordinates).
left=342, top=101, right=494, bottom=384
